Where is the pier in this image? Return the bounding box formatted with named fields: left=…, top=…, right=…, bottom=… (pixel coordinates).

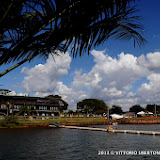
left=61, top=125, right=160, bottom=135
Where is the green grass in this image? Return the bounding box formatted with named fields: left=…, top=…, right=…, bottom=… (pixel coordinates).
left=1, top=116, right=159, bottom=128
left=16, top=117, right=108, bottom=124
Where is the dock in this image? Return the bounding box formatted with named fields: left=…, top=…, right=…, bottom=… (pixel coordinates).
left=61, top=125, right=160, bottom=135
left=62, top=125, right=107, bottom=132
left=48, top=123, right=61, bottom=128
left=110, top=129, right=160, bottom=135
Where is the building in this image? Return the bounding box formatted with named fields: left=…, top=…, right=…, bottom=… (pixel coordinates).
left=123, top=112, right=136, bottom=118
left=0, top=89, right=68, bottom=116
left=0, top=89, right=11, bottom=95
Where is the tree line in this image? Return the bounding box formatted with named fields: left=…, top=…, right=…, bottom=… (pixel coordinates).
left=67, top=98, right=160, bottom=115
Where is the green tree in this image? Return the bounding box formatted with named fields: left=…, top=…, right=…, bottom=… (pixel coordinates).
left=18, top=105, right=36, bottom=120
left=110, top=105, right=123, bottom=114
left=129, top=105, right=144, bottom=113
left=0, top=0, right=145, bottom=77
left=68, top=110, right=74, bottom=114
left=77, top=99, right=108, bottom=114
left=5, top=101, right=10, bottom=116
left=146, top=104, right=160, bottom=113
left=83, top=106, right=91, bottom=114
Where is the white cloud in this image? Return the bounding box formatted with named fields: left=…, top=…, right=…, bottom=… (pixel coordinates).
left=137, top=73, right=160, bottom=104
left=71, top=50, right=160, bottom=110
left=21, top=50, right=160, bottom=111
left=22, top=51, right=71, bottom=93
left=22, top=51, right=87, bottom=109
left=138, top=52, right=160, bottom=70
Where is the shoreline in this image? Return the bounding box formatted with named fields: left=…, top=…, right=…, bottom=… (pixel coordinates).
left=1, top=121, right=160, bottom=129
left=1, top=117, right=160, bottom=129
left=118, top=118, right=160, bottom=124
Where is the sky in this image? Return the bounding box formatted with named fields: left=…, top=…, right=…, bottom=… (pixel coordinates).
left=1, top=0, right=160, bottom=111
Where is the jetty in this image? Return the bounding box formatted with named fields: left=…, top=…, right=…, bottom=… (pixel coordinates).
left=60, top=125, right=160, bottom=135
left=48, top=123, right=62, bottom=128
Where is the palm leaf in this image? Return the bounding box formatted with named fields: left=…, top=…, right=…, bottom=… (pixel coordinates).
left=0, top=0, right=145, bottom=66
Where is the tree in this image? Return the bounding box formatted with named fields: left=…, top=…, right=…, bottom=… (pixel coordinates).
left=83, top=106, right=91, bottom=115
left=110, top=105, right=123, bottom=114
left=68, top=110, right=74, bottom=114
left=77, top=98, right=108, bottom=114
left=5, top=101, right=10, bottom=116
left=129, top=105, right=144, bottom=113
left=0, top=0, right=145, bottom=77
left=18, top=105, right=36, bottom=120
left=146, top=104, right=160, bottom=114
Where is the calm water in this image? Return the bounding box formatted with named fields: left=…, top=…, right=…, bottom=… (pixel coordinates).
left=0, top=125, right=160, bottom=160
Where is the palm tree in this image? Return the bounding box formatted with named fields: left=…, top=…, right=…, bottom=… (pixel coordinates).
left=18, top=105, right=36, bottom=121
left=0, top=0, right=146, bottom=77
left=18, top=105, right=31, bottom=121
left=6, top=101, right=10, bottom=116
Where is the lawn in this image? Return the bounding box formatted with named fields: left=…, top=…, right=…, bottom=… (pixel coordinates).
left=16, top=117, right=108, bottom=124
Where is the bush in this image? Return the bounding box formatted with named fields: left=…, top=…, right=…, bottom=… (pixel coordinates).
left=0, top=116, right=20, bottom=128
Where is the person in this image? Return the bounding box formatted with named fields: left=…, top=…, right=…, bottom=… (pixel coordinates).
left=112, top=121, right=118, bottom=129
left=112, top=122, right=116, bottom=129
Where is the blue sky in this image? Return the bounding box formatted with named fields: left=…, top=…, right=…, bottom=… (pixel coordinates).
left=1, top=0, right=160, bottom=111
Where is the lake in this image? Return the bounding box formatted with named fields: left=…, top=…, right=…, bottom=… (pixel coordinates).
left=0, top=124, right=160, bottom=160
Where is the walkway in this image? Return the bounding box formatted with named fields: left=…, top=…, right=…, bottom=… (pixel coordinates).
left=61, top=125, right=160, bottom=135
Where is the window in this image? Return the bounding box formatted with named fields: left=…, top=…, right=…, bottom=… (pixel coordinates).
left=54, top=107, right=58, bottom=110
left=49, top=107, right=58, bottom=110
left=1, top=104, right=6, bottom=109
left=59, top=101, right=64, bottom=106
left=39, top=106, right=47, bottom=110
left=13, top=105, right=21, bottom=109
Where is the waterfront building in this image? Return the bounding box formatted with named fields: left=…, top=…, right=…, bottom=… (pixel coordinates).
left=0, top=89, right=68, bottom=116
left=0, top=89, right=11, bottom=95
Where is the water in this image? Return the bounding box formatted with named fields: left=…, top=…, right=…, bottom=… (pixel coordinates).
left=0, top=125, right=160, bottom=160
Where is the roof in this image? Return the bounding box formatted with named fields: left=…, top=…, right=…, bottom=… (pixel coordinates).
left=0, top=89, right=11, bottom=92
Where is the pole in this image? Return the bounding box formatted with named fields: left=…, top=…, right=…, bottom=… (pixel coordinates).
left=107, top=107, right=109, bottom=121
left=154, top=103, right=156, bottom=117
left=154, top=94, right=157, bottom=117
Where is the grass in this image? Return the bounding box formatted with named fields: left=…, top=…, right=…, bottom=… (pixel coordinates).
left=0, top=116, right=109, bottom=127
left=1, top=116, right=160, bottom=128
left=16, top=117, right=108, bottom=124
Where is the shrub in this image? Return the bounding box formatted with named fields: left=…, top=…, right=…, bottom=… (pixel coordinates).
left=0, top=116, right=20, bottom=128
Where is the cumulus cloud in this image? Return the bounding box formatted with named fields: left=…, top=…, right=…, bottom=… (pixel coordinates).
left=137, top=73, right=160, bottom=104
left=72, top=50, right=150, bottom=91
left=71, top=50, right=160, bottom=110
left=138, top=52, right=160, bottom=70
left=21, top=50, right=160, bottom=111
left=22, top=51, right=71, bottom=93
left=22, top=51, right=87, bottom=109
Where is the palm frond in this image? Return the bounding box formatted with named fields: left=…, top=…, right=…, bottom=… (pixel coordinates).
left=0, top=0, right=145, bottom=65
